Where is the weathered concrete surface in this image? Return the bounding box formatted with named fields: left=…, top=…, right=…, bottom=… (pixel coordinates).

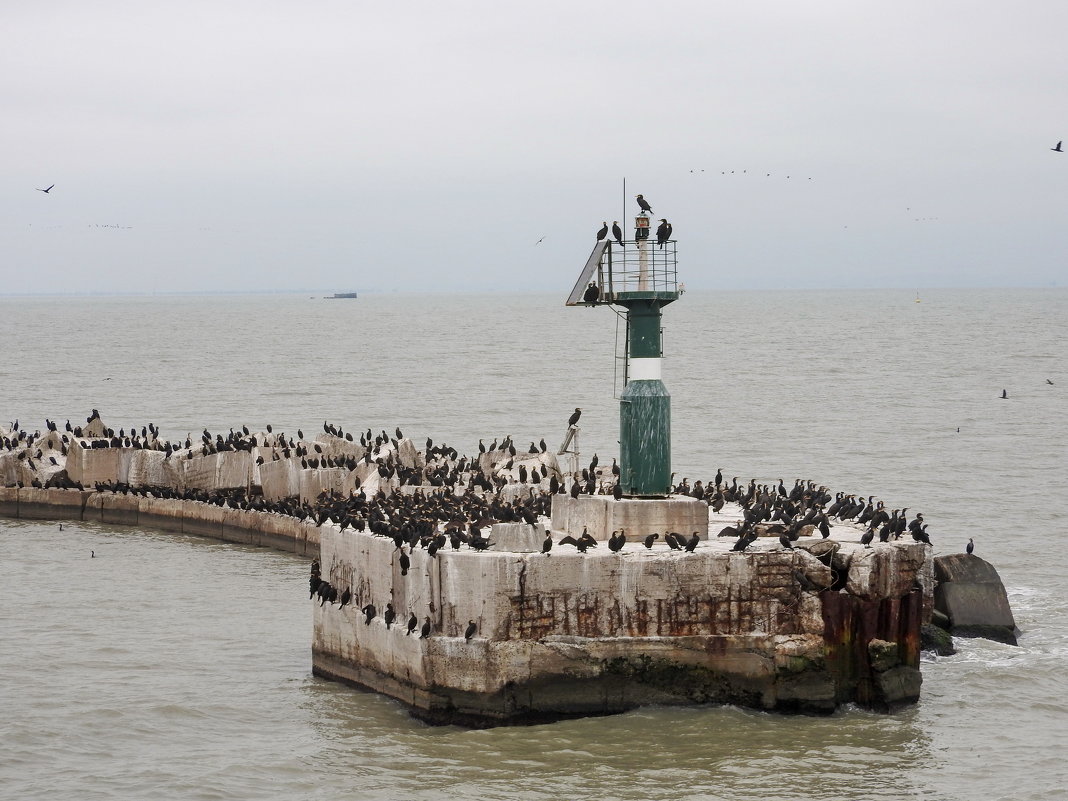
left=551, top=495, right=709, bottom=542
left=933, top=554, right=1018, bottom=645
left=0, top=487, right=310, bottom=556
left=489, top=523, right=546, bottom=553
left=313, top=523, right=929, bottom=724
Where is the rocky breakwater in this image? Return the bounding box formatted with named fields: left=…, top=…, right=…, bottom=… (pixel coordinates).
left=312, top=511, right=929, bottom=726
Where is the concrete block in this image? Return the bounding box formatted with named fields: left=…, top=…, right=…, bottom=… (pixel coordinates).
left=17, top=488, right=87, bottom=520
left=551, top=495, right=708, bottom=541
left=933, top=554, right=1017, bottom=644
left=490, top=523, right=546, bottom=553
left=139, top=497, right=185, bottom=533
left=182, top=502, right=225, bottom=539
left=100, top=493, right=140, bottom=526
left=0, top=486, right=18, bottom=517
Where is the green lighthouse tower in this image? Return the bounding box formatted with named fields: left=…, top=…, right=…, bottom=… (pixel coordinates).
left=566, top=209, right=679, bottom=497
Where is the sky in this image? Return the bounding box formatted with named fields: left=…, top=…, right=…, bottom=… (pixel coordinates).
left=3, top=1, right=1067, bottom=294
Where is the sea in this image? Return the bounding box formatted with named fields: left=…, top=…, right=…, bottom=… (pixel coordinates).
left=0, top=288, right=1065, bottom=801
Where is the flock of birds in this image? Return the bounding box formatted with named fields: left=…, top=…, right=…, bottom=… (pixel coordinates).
left=5, top=407, right=960, bottom=642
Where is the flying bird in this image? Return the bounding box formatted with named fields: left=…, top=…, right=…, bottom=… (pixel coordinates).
left=636, top=194, right=652, bottom=213
left=36, top=184, right=55, bottom=193
left=534, top=236, right=545, bottom=245
left=1053, top=141, right=1064, bottom=152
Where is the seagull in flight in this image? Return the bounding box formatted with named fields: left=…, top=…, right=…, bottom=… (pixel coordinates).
left=36, top=184, right=55, bottom=193
left=1053, top=141, right=1063, bottom=152
left=534, top=236, right=545, bottom=246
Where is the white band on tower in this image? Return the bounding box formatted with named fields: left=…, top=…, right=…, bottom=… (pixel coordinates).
left=628, top=357, right=662, bottom=381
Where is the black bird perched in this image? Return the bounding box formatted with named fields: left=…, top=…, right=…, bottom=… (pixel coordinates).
left=406, top=612, right=418, bottom=635
left=582, top=282, right=600, bottom=303
left=36, top=184, right=55, bottom=193
left=464, top=620, right=477, bottom=641
left=612, top=483, right=623, bottom=500
left=541, top=533, right=553, bottom=555
left=656, top=219, right=670, bottom=248
left=611, top=221, right=624, bottom=247
left=568, top=407, right=582, bottom=427
left=338, top=588, right=352, bottom=610
left=419, top=617, right=432, bottom=639
left=966, top=538, right=974, bottom=555
left=684, top=532, right=700, bottom=552
left=1000, top=389, right=1008, bottom=399
left=384, top=603, right=396, bottom=629
left=596, top=221, right=608, bottom=241
left=1053, top=141, right=1064, bottom=152
left=636, top=194, right=653, bottom=213
left=399, top=549, right=410, bottom=576
left=643, top=532, right=659, bottom=549
left=778, top=532, right=793, bottom=550
left=860, top=528, right=875, bottom=548
left=608, top=529, right=626, bottom=552
left=361, top=603, right=376, bottom=624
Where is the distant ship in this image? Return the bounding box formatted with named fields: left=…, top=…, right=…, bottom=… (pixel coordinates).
left=326, top=292, right=358, bottom=299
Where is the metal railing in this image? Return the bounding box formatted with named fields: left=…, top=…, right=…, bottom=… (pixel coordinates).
left=598, top=240, right=678, bottom=300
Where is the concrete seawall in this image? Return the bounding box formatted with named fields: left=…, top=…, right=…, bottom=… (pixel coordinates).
left=0, top=486, right=319, bottom=557
left=313, top=519, right=927, bottom=724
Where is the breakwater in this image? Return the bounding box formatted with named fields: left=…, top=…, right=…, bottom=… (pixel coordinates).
left=2, top=413, right=949, bottom=726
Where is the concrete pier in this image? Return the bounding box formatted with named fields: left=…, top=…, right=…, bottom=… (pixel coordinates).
left=1, top=419, right=937, bottom=726
left=311, top=518, right=926, bottom=724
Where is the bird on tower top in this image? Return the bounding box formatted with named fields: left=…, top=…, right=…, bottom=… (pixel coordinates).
left=636, top=194, right=653, bottom=213
left=568, top=408, right=582, bottom=427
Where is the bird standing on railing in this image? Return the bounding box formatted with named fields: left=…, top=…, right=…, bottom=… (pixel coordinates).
left=611, top=221, right=624, bottom=248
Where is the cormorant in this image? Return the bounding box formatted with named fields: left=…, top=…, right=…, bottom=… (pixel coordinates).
left=384, top=603, right=396, bottom=629
left=608, top=530, right=625, bottom=552
left=582, top=282, right=600, bottom=303
left=362, top=603, right=376, bottom=624
left=1001, top=389, right=1008, bottom=399
left=1053, top=141, right=1063, bottom=152
left=568, top=408, right=582, bottom=427
left=464, top=620, right=477, bottom=641
left=636, top=194, right=652, bottom=213
left=656, top=219, right=670, bottom=248
left=542, top=533, right=553, bottom=555
left=36, top=184, right=55, bottom=193
left=406, top=612, right=418, bottom=635
left=339, top=588, right=352, bottom=609
left=419, top=617, right=431, bottom=639
left=684, top=532, right=700, bottom=552
left=643, top=532, right=659, bottom=549
left=966, top=538, right=974, bottom=555
left=596, top=221, right=608, bottom=241
left=611, top=221, right=624, bottom=247
left=612, top=483, right=623, bottom=500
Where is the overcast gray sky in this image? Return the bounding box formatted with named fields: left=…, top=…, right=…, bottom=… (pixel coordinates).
left=3, top=1, right=1066, bottom=294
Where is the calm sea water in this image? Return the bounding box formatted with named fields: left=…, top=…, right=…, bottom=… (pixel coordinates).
left=1, top=289, right=1065, bottom=800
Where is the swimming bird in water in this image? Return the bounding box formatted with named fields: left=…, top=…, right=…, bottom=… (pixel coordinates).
left=90, top=550, right=94, bottom=557
left=966, top=538, right=974, bottom=554
left=1001, top=389, right=1008, bottom=399
left=636, top=194, right=652, bottom=213
left=464, top=620, right=477, bottom=641
left=611, top=221, right=624, bottom=247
